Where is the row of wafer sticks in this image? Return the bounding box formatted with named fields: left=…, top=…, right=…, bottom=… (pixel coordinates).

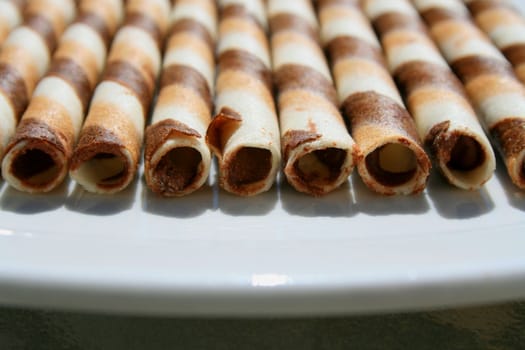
left=0, top=0, right=524, bottom=197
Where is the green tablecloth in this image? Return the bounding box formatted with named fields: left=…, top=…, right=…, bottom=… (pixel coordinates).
left=1, top=302, right=524, bottom=349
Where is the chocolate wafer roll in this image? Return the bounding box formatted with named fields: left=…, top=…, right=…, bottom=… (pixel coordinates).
left=70, top=0, right=170, bottom=194
left=318, top=0, right=430, bottom=195
left=268, top=0, right=360, bottom=196
left=361, top=0, right=495, bottom=190
left=414, top=0, right=525, bottom=188
left=0, top=0, right=76, bottom=157
left=205, top=0, right=281, bottom=196
left=144, top=0, right=216, bottom=196
left=0, top=0, right=26, bottom=45
left=465, top=0, right=525, bottom=84
left=1, top=0, right=124, bottom=193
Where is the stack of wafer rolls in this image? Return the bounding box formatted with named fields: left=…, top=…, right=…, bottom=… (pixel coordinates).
left=205, top=0, right=281, bottom=196
left=318, top=0, right=430, bottom=195
left=1, top=0, right=124, bottom=193
left=0, top=0, right=26, bottom=45
left=144, top=0, right=216, bottom=197
left=0, top=0, right=76, bottom=158
left=361, top=0, right=495, bottom=190
left=414, top=0, right=525, bottom=189
left=70, top=0, right=170, bottom=194
left=465, top=0, right=525, bottom=84
left=267, top=0, right=360, bottom=196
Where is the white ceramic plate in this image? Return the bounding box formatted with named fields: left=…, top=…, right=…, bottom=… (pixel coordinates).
left=0, top=159, right=524, bottom=316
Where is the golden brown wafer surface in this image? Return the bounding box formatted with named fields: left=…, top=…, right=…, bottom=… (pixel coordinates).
left=205, top=0, right=281, bottom=196
left=269, top=0, right=360, bottom=196
left=1, top=0, right=124, bottom=193
left=465, top=0, right=525, bottom=82
left=0, top=0, right=76, bottom=157
left=70, top=0, right=169, bottom=194
left=361, top=0, right=495, bottom=190
left=144, top=0, right=217, bottom=197
left=414, top=0, right=525, bottom=189
left=320, top=0, right=430, bottom=195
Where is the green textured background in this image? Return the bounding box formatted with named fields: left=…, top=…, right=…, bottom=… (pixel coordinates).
left=1, top=301, right=524, bottom=349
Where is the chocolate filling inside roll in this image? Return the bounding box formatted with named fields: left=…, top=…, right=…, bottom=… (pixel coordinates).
left=447, top=135, right=484, bottom=171
left=427, top=122, right=490, bottom=186
left=152, top=147, right=203, bottom=193
left=365, top=143, right=417, bottom=187
left=11, top=147, right=62, bottom=187
left=293, top=147, right=347, bottom=186
left=227, top=147, right=272, bottom=187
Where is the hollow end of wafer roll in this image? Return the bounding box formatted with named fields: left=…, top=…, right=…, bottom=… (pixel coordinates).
left=284, top=143, right=359, bottom=196
left=146, top=145, right=209, bottom=197
left=145, top=121, right=211, bottom=197
left=343, top=91, right=431, bottom=195
left=2, top=140, right=67, bottom=193
left=427, top=121, right=495, bottom=189
left=206, top=107, right=281, bottom=196
left=69, top=143, right=135, bottom=194
left=220, top=145, right=279, bottom=196
left=357, top=138, right=431, bottom=195
left=209, top=126, right=280, bottom=197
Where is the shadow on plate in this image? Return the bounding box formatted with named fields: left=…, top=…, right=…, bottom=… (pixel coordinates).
left=141, top=178, right=215, bottom=218
left=280, top=178, right=356, bottom=218
left=0, top=179, right=69, bottom=214
left=217, top=181, right=278, bottom=217
left=495, top=162, right=525, bottom=211
left=65, top=179, right=137, bottom=216
left=351, top=174, right=431, bottom=216
left=426, top=171, right=494, bottom=219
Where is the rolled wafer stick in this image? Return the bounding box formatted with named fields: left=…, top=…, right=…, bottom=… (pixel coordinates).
left=465, top=0, right=525, bottom=84
left=414, top=0, right=525, bottom=189
left=0, top=0, right=26, bottom=45
left=144, top=0, right=216, bottom=197
left=360, top=0, right=495, bottom=190
left=1, top=0, right=124, bottom=193
left=205, top=0, right=281, bottom=196
left=268, top=0, right=360, bottom=196
left=318, top=0, right=431, bottom=195
left=0, top=0, right=76, bottom=157
left=70, top=0, right=170, bottom=194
